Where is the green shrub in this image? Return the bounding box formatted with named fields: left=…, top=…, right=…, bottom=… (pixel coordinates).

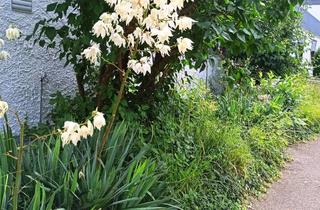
left=17, top=74, right=317, bottom=210
left=2, top=77, right=318, bottom=210
left=298, top=81, right=320, bottom=132
left=216, top=73, right=305, bottom=124
left=146, top=75, right=318, bottom=209
left=312, top=49, right=320, bottom=77
left=0, top=118, right=17, bottom=208
left=148, top=82, right=254, bottom=209
left=0, top=170, right=10, bottom=209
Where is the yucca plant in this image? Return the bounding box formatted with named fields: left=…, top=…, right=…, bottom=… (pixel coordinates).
left=0, top=170, right=10, bottom=210
left=20, top=123, right=172, bottom=209
left=0, top=116, right=19, bottom=209
left=0, top=98, right=172, bottom=209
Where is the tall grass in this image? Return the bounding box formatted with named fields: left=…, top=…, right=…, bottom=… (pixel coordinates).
left=148, top=76, right=320, bottom=209
left=298, top=81, right=320, bottom=130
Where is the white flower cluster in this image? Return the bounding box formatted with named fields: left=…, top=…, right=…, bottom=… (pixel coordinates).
left=6, top=26, right=20, bottom=40
left=0, top=101, right=9, bottom=118
left=258, top=94, right=271, bottom=103
left=0, top=26, right=20, bottom=61
left=59, top=110, right=106, bottom=147
left=82, top=0, right=196, bottom=75
left=128, top=56, right=152, bottom=75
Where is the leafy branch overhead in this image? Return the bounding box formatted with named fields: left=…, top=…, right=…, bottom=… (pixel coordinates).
left=29, top=0, right=305, bottom=118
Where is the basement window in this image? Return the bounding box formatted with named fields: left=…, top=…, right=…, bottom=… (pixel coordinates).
left=12, top=0, right=32, bottom=13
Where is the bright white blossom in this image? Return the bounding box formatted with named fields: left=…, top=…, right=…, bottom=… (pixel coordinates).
left=133, top=27, right=142, bottom=39
left=176, top=16, right=196, bottom=31
left=87, top=120, right=94, bottom=137
left=171, top=0, right=185, bottom=9
left=154, top=0, right=167, bottom=7
left=100, top=12, right=117, bottom=24
left=93, top=21, right=108, bottom=38
left=60, top=121, right=81, bottom=147
left=60, top=120, right=95, bottom=147
left=6, top=26, right=20, bottom=40
left=63, top=121, right=80, bottom=132
left=177, top=37, right=193, bottom=54
left=110, top=33, right=126, bottom=47
left=59, top=112, right=106, bottom=147
left=0, top=51, right=10, bottom=60
left=156, top=43, right=171, bottom=57
left=93, top=110, right=106, bottom=130
left=75, top=0, right=195, bottom=143
left=82, top=0, right=195, bottom=74
left=151, top=27, right=173, bottom=43
left=70, top=132, right=81, bottom=146
left=0, top=39, right=4, bottom=48
left=79, top=125, right=91, bottom=139
left=127, top=34, right=135, bottom=47
left=128, top=56, right=152, bottom=75
left=79, top=170, right=85, bottom=179
left=0, top=101, right=8, bottom=118
left=0, top=27, right=19, bottom=62
left=81, top=43, right=101, bottom=64
left=141, top=32, right=154, bottom=46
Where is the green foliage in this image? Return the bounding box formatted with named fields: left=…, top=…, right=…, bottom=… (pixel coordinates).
left=48, top=92, right=95, bottom=127
left=144, top=75, right=318, bottom=209
left=0, top=118, right=17, bottom=208
left=28, top=0, right=305, bottom=116
left=45, top=92, right=148, bottom=131
left=216, top=72, right=305, bottom=123
left=22, top=75, right=317, bottom=210
left=19, top=1, right=317, bottom=209
left=246, top=10, right=307, bottom=77
left=3, top=65, right=319, bottom=210
left=0, top=124, right=172, bottom=209
left=312, top=49, right=320, bottom=77
left=298, top=81, right=320, bottom=132
left=0, top=170, right=10, bottom=209
left=0, top=131, right=16, bottom=209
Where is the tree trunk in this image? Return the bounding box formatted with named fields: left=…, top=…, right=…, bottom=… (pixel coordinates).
left=75, top=70, right=86, bottom=98
left=96, top=64, right=114, bottom=109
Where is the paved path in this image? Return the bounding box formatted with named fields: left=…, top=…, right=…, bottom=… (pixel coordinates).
left=250, top=138, right=320, bottom=210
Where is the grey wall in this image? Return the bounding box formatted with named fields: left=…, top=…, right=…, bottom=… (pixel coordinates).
left=302, top=10, right=320, bottom=37
left=0, top=0, right=76, bottom=132
left=305, top=0, right=320, bottom=5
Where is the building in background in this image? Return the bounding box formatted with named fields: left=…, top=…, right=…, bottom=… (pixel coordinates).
left=302, top=1, right=320, bottom=75
left=199, top=2, right=320, bottom=91
left=0, top=0, right=76, bottom=132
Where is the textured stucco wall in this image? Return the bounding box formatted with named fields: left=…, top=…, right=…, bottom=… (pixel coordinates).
left=0, top=0, right=76, bottom=132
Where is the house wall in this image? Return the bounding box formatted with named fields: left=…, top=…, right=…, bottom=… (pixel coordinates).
left=0, top=0, right=76, bottom=132
left=300, top=8, right=320, bottom=76
left=302, top=34, right=320, bottom=76
left=303, top=36, right=320, bottom=61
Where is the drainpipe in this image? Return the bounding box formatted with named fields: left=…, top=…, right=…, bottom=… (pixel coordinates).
left=39, top=72, right=46, bottom=124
